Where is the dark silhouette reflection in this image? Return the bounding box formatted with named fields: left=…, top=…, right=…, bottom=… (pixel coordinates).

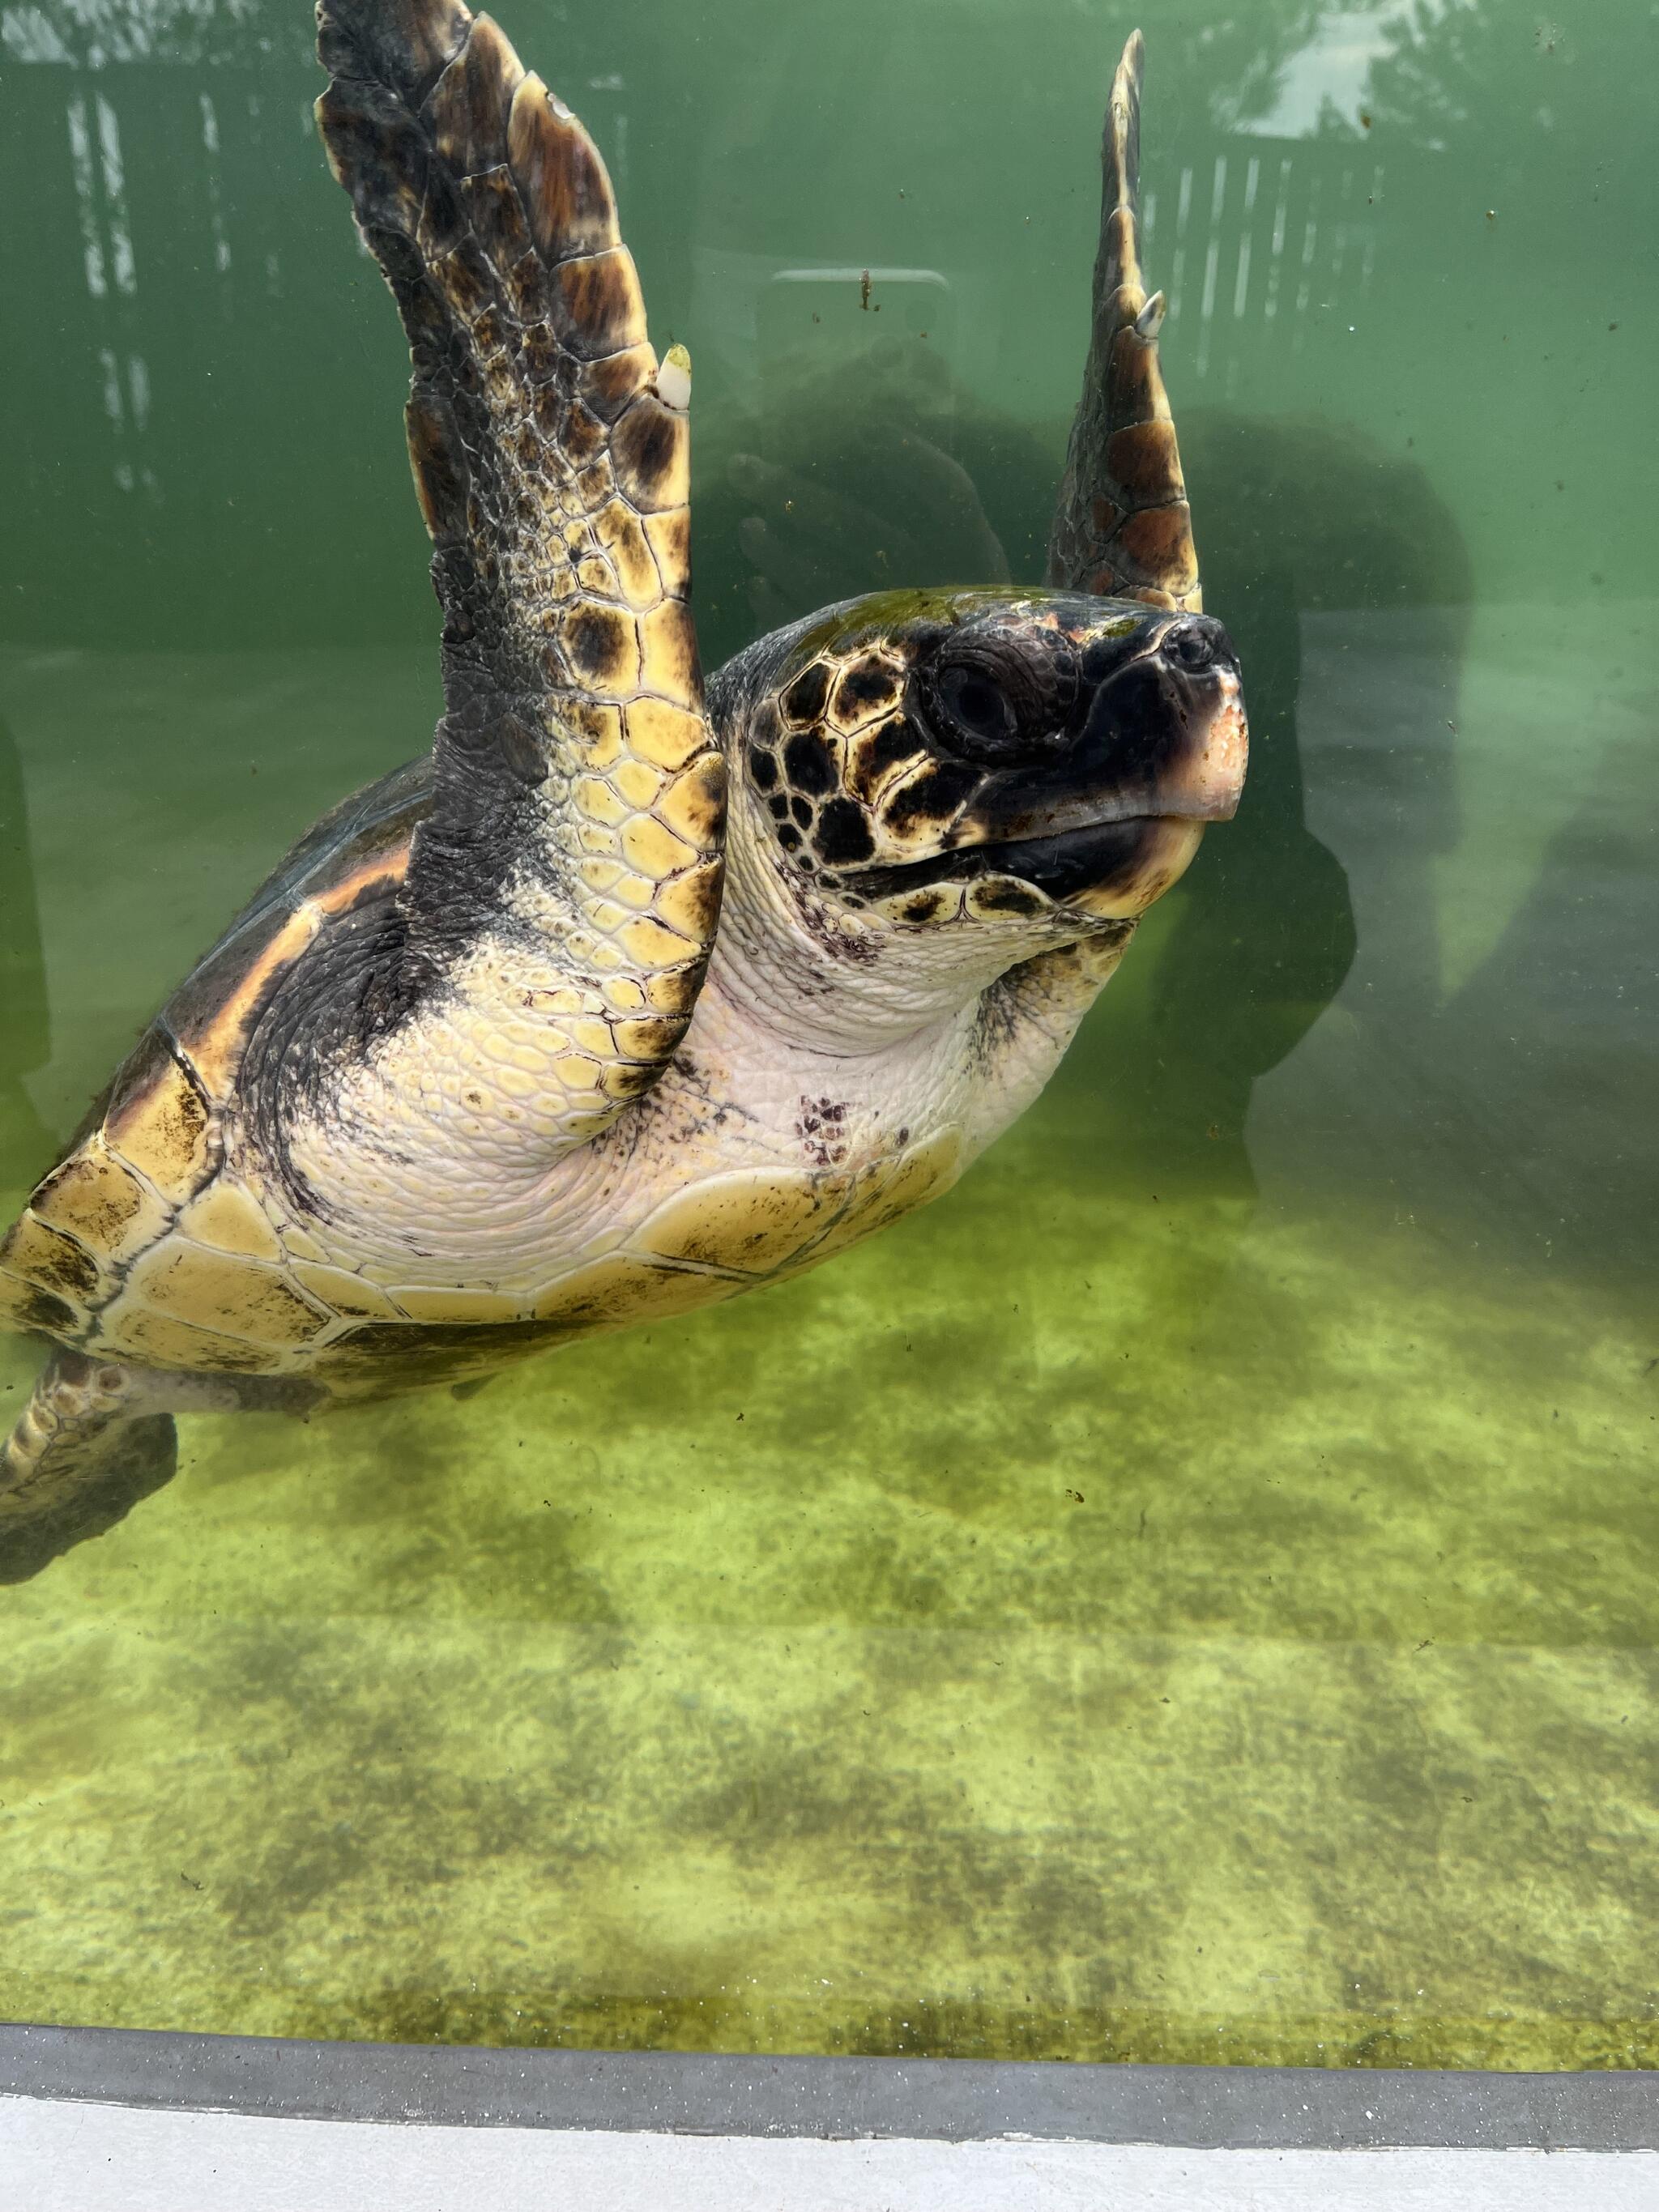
left=1090, top=544, right=1355, bottom=1199
left=693, top=339, right=1056, bottom=671
left=699, top=367, right=1480, bottom=1207
left=1431, top=738, right=1657, bottom=1294
left=1081, top=415, right=1470, bottom=1196
left=0, top=710, right=55, bottom=1187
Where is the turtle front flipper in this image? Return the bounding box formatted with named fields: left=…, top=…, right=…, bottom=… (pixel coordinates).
left=313, top=0, right=724, bottom=1168
left=1047, top=31, right=1202, bottom=612
left=0, top=1354, right=177, bottom=1583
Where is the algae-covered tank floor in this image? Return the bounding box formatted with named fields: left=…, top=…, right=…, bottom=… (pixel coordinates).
left=2, top=604, right=1654, bottom=2070
left=0, top=1129, right=1653, bottom=2067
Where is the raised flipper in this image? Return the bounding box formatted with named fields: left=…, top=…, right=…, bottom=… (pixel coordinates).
left=313, top=0, right=724, bottom=1164
left=1000, top=34, right=1208, bottom=1055
left=0, top=1354, right=176, bottom=1583
left=1047, top=31, right=1202, bottom=612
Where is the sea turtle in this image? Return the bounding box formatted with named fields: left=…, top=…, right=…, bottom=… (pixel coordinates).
left=0, top=4, right=1245, bottom=1580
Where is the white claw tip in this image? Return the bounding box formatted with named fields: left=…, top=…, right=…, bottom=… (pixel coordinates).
left=656, top=344, right=692, bottom=411
left=1134, top=291, right=1166, bottom=341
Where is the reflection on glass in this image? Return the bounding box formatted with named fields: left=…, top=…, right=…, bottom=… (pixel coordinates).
left=0, top=711, right=54, bottom=1190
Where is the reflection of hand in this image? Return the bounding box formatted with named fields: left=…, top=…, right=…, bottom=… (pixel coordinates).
left=730, top=435, right=1012, bottom=632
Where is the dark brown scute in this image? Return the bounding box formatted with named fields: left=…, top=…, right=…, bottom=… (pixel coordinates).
left=317, top=0, right=471, bottom=107
left=884, top=760, right=979, bottom=835
left=552, top=249, right=646, bottom=358
left=814, top=797, right=876, bottom=867
left=1107, top=419, right=1182, bottom=503
left=1047, top=33, right=1201, bottom=611
left=612, top=399, right=685, bottom=511
left=1116, top=505, right=1200, bottom=598
left=565, top=603, right=634, bottom=685
left=580, top=347, right=654, bottom=420
left=406, top=391, right=468, bottom=537
left=506, top=75, right=621, bottom=262
left=783, top=661, right=831, bottom=727
left=783, top=730, right=836, bottom=796
left=424, top=11, right=522, bottom=176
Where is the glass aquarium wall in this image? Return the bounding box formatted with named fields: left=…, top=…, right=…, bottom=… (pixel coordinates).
left=1, top=0, right=1654, bottom=2066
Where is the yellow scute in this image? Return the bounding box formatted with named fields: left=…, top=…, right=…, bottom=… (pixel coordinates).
left=103, top=1059, right=212, bottom=1203
left=0, top=1264, right=83, bottom=1338
left=174, top=1179, right=284, bottom=1261
left=386, top=1286, right=527, bottom=1324
left=630, top=1170, right=845, bottom=1276
left=529, top=1253, right=738, bottom=1330
left=28, top=1138, right=167, bottom=1264
left=95, top=1302, right=284, bottom=1375
left=805, top=1133, right=965, bottom=1261
left=0, top=1210, right=104, bottom=1305
left=119, top=1240, right=331, bottom=1347
left=288, top=1262, right=405, bottom=1320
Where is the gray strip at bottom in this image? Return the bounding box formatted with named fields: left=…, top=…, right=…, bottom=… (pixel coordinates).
left=1, top=2026, right=1655, bottom=2150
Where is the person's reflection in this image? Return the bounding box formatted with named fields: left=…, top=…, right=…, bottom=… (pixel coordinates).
left=701, top=360, right=1371, bottom=1196
left=694, top=337, right=1056, bottom=671
left=1085, top=415, right=1392, bottom=1199
left=702, top=366, right=1486, bottom=1222
left=1094, top=551, right=1357, bottom=1200
left=0, top=709, right=54, bottom=1191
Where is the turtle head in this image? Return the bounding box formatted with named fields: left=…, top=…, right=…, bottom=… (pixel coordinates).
left=710, top=586, right=1245, bottom=1027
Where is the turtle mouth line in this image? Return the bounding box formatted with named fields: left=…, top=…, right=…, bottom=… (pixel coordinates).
left=843, top=813, right=1178, bottom=901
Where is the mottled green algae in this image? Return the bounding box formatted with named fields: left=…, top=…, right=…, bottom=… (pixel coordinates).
left=2, top=1127, right=1653, bottom=2069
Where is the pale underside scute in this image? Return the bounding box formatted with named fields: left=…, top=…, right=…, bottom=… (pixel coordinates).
left=0, top=1129, right=965, bottom=1399
left=0, top=774, right=432, bottom=1362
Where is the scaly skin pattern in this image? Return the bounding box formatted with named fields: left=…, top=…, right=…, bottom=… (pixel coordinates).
left=0, top=13, right=1243, bottom=1577
left=0, top=587, right=1243, bottom=1401
left=316, top=0, right=725, bottom=1162
left=0, top=620, right=1165, bottom=1402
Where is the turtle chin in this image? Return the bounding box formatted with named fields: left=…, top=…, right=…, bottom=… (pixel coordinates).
left=1043, top=815, right=1208, bottom=921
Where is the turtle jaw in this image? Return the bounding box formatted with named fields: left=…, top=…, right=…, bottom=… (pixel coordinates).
left=1056, top=815, right=1208, bottom=921
left=955, top=654, right=1248, bottom=843
left=840, top=660, right=1246, bottom=924
left=840, top=812, right=1207, bottom=924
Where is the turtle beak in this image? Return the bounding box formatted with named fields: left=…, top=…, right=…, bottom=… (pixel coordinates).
left=925, top=603, right=1247, bottom=921
left=1056, top=610, right=1247, bottom=918
left=1069, top=608, right=1247, bottom=824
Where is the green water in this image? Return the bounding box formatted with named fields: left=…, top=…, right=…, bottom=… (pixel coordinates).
left=1, top=0, right=1655, bottom=2069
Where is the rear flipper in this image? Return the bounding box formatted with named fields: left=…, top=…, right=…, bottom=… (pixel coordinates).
left=0, top=1353, right=177, bottom=1583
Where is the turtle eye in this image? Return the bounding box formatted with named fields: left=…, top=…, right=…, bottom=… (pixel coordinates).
left=934, top=663, right=1017, bottom=752
left=920, top=629, right=1077, bottom=766
left=1162, top=620, right=1219, bottom=672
